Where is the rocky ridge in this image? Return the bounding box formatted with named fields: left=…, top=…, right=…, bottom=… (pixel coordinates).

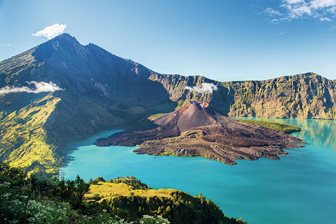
left=149, top=73, right=336, bottom=119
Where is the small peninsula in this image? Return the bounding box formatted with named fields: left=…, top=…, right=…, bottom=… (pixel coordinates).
left=96, top=102, right=302, bottom=164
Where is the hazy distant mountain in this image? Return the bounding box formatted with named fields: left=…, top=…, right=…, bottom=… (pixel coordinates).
left=0, top=33, right=335, bottom=173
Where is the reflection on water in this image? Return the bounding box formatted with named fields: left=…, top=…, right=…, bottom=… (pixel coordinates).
left=289, top=119, right=335, bottom=149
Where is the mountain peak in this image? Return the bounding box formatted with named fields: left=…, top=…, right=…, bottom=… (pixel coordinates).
left=154, top=101, right=217, bottom=132
left=50, top=33, right=78, bottom=43
left=33, top=33, right=88, bottom=63
left=36, top=33, right=81, bottom=51
left=45, top=33, right=81, bottom=49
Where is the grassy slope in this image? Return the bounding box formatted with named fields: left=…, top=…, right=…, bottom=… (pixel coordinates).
left=237, top=119, right=301, bottom=134
left=86, top=182, right=176, bottom=200
left=85, top=177, right=246, bottom=224
left=0, top=95, right=60, bottom=175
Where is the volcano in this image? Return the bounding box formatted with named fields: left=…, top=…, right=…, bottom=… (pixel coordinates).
left=96, top=102, right=302, bottom=164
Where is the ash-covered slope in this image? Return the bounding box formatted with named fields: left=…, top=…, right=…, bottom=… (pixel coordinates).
left=97, top=102, right=302, bottom=164
left=155, top=102, right=217, bottom=131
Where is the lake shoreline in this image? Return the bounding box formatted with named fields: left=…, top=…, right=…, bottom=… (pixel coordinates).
left=60, top=119, right=336, bottom=224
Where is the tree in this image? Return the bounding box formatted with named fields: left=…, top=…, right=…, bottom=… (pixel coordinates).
left=72, top=175, right=90, bottom=208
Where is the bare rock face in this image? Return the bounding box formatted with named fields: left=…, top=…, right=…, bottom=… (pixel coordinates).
left=96, top=102, right=302, bottom=164
left=149, top=73, right=336, bottom=120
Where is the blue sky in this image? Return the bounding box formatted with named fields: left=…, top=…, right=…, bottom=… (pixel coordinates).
left=1, top=0, right=336, bottom=81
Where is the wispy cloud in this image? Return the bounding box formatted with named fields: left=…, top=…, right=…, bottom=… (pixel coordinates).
left=265, top=7, right=283, bottom=16
left=265, top=0, right=336, bottom=22
left=184, top=83, right=218, bottom=94
left=0, top=81, right=64, bottom=95
left=32, top=23, right=67, bottom=39
left=320, top=16, right=332, bottom=21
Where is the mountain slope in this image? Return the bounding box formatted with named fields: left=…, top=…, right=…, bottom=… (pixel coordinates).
left=0, top=34, right=175, bottom=173
left=227, top=73, right=336, bottom=118
left=150, top=73, right=336, bottom=119
left=0, top=33, right=335, bottom=173
left=0, top=95, right=60, bottom=174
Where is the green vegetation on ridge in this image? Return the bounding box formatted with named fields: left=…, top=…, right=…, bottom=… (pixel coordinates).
left=237, top=119, right=301, bottom=134
left=0, top=95, right=60, bottom=175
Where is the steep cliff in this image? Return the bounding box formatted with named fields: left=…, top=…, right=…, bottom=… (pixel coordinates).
left=150, top=73, right=336, bottom=119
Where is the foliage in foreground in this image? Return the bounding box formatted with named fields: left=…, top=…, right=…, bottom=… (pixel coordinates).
left=0, top=163, right=246, bottom=224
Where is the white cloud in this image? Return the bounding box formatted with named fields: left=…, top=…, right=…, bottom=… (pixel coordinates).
left=265, top=7, right=282, bottom=16
left=320, top=16, right=332, bottom=21
left=184, top=83, right=218, bottom=94
left=265, top=0, right=336, bottom=21
left=290, top=5, right=312, bottom=17
left=0, top=81, right=64, bottom=95
left=285, top=0, right=305, bottom=4
left=32, top=24, right=67, bottom=39
left=311, top=0, right=336, bottom=8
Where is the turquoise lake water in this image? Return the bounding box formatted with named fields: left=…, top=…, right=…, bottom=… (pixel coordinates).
left=60, top=119, right=336, bottom=224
